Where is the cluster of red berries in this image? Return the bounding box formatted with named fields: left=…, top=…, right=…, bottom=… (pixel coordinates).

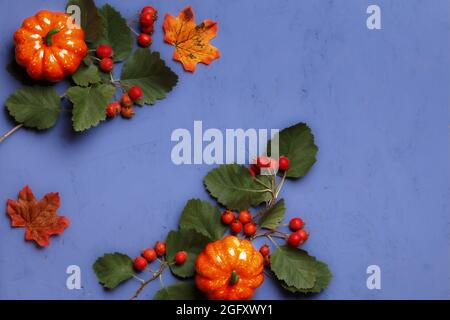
left=137, top=6, right=158, bottom=47
left=134, top=241, right=188, bottom=271
left=287, top=217, right=309, bottom=247
left=96, top=44, right=115, bottom=73
left=249, top=155, right=290, bottom=177
left=106, top=86, right=143, bottom=119
left=221, top=209, right=257, bottom=237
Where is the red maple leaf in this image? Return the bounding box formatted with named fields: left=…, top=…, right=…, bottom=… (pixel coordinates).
left=6, top=186, right=70, bottom=247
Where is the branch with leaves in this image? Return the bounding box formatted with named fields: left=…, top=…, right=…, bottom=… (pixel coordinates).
left=93, top=122, right=332, bottom=300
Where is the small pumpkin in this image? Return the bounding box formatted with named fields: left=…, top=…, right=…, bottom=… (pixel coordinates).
left=14, top=10, right=88, bottom=82
left=195, top=235, right=264, bottom=300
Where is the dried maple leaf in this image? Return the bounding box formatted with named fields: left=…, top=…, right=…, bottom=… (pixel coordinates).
left=6, top=186, right=69, bottom=247
left=163, top=6, right=220, bottom=72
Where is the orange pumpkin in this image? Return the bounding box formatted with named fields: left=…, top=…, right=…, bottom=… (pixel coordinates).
left=195, top=236, right=264, bottom=300
left=14, top=10, right=88, bottom=82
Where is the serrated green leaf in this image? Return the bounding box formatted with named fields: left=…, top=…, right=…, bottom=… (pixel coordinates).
left=268, top=123, right=318, bottom=178
left=154, top=282, right=204, bottom=300
left=66, top=84, right=115, bottom=132
left=179, top=199, right=226, bottom=241
left=259, top=199, right=286, bottom=230
left=66, top=0, right=103, bottom=44
left=120, top=49, right=178, bottom=105
left=95, top=4, right=133, bottom=61
left=72, top=64, right=101, bottom=87
left=166, top=229, right=211, bottom=278
left=270, top=246, right=317, bottom=290
left=281, top=260, right=332, bottom=294
left=93, top=252, right=134, bottom=289
left=204, top=164, right=272, bottom=211
left=5, top=86, right=60, bottom=130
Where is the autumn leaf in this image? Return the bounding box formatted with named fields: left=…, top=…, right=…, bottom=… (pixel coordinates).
left=163, top=6, right=220, bottom=72
left=6, top=186, right=69, bottom=247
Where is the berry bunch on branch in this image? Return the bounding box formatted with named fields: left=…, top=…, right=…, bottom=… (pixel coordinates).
left=1, top=1, right=220, bottom=142
left=93, top=122, right=332, bottom=300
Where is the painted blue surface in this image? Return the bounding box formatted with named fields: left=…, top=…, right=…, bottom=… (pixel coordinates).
left=0, top=0, right=448, bottom=300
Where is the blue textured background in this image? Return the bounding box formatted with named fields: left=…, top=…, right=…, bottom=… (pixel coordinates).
left=0, top=0, right=449, bottom=300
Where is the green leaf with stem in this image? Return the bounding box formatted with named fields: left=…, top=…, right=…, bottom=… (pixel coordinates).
left=268, top=123, right=318, bottom=179
left=120, top=49, right=178, bottom=105
left=204, top=164, right=273, bottom=211
left=93, top=252, right=134, bottom=289
left=95, top=4, right=133, bottom=61
left=179, top=199, right=226, bottom=241
left=5, top=86, right=61, bottom=130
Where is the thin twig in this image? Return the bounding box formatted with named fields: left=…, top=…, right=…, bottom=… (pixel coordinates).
left=129, top=262, right=167, bottom=300
left=275, top=171, right=287, bottom=198
left=0, top=124, right=23, bottom=143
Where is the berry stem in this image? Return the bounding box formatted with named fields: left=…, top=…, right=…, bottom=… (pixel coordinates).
left=127, top=24, right=140, bottom=36
left=132, top=274, right=145, bottom=283
left=275, top=171, right=287, bottom=199
left=129, top=261, right=167, bottom=300
left=267, top=235, right=280, bottom=248
left=0, top=124, right=23, bottom=143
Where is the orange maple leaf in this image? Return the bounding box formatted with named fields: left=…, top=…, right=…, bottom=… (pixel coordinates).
left=6, top=186, right=69, bottom=247
left=163, top=6, right=220, bottom=72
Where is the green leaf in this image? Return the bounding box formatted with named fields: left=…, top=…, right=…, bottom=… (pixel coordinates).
left=259, top=199, right=286, bottom=230
left=66, top=0, right=103, bottom=44
left=282, top=260, right=332, bottom=294
left=5, top=86, right=60, bottom=130
left=154, top=282, right=204, bottom=300
left=93, top=252, right=134, bottom=289
left=204, top=164, right=272, bottom=211
left=179, top=199, right=226, bottom=241
left=72, top=64, right=101, bottom=87
left=268, top=123, right=318, bottom=178
left=166, top=229, right=211, bottom=278
left=66, top=84, right=116, bottom=132
left=95, top=4, right=133, bottom=61
left=270, top=246, right=317, bottom=290
left=120, top=49, right=178, bottom=105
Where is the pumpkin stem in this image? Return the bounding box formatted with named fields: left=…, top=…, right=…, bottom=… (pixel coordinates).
left=229, top=270, right=239, bottom=285
left=44, top=28, right=60, bottom=46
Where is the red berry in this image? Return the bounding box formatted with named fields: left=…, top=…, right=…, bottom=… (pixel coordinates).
left=154, top=241, right=166, bottom=256
left=263, top=255, right=271, bottom=267
left=99, top=58, right=114, bottom=72
left=256, top=156, right=272, bottom=168
left=121, top=107, right=135, bottom=119
left=106, top=102, right=121, bottom=118
left=238, top=210, right=252, bottom=224
left=174, top=251, right=188, bottom=265
left=221, top=210, right=235, bottom=225
left=230, top=220, right=243, bottom=234
left=243, top=222, right=257, bottom=236
left=134, top=256, right=148, bottom=271
left=287, top=232, right=302, bottom=247
left=140, top=12, right=154, bottom=27
left=279, top=156, right=290, bottom=171
left=121, top=93, right=133, bottom=108
left=142, top=248, right=157, bottom=262
left=141, top=6, right=158, bottom=20
left=248, top=164, right=260, bottom=177
left=96, top=44, right=113, bottom=59
left=137, top=33, right=152, bottom=47
left=141, top=24, right=154, bottom=34
left=128, top=86, right=143, bottom=101
left=259, top=244, right=270, bottom=256
left=297, top=229, right=309, bottom=242
left=289, top=217, right=304, bottom=231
